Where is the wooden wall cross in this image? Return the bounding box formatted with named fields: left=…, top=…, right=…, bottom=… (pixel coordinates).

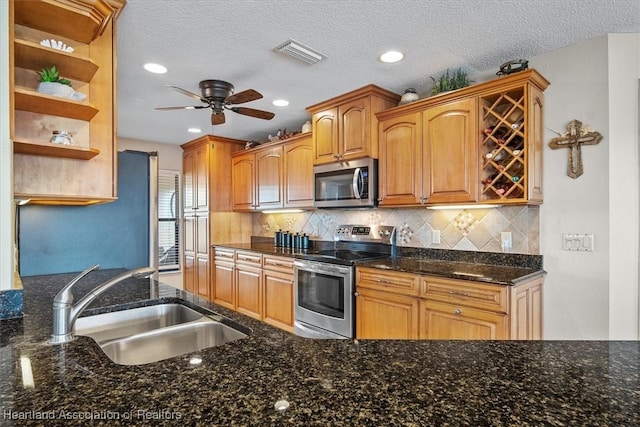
left=548, top=119, right=602, bottom=178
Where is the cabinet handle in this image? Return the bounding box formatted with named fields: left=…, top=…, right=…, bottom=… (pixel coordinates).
left=454, top=308, right=462, bottom=315
left=354, top=292, right=360, bottom=297
left=449, top=291, right=470, bottom=297
left=375, top=278, right=391, bottom=284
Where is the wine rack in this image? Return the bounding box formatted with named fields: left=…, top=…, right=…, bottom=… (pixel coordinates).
left=480, top=88, right=527, bottom=201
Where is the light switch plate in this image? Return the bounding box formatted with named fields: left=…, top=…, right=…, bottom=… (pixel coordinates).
left=501, top=232, right=512, bottom=250
left=562, top=233, right=594, bottom=251
left=432, top=230, right=441, bottom=244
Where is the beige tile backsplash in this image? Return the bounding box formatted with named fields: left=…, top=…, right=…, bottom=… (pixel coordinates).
left=253, top=206, right=540, bottom=254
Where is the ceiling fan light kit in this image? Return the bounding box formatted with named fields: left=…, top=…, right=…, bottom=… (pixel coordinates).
left=155, top=79, right=275, bottom=126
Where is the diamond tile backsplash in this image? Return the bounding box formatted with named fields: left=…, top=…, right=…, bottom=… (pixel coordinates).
left=253, top=206, right=540, bottom=254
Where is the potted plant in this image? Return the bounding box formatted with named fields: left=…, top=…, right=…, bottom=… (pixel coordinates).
left=36, top=66, right=74, bottom=98
left=429, top=68, right=471, bottom=96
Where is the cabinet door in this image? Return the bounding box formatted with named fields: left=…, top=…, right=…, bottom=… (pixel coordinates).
left=183, top=215, right=196, bottom=293
left=420, top=300, right=507, bottom=340
left=510, top=278, right=543, bottom=340
left=183, top=150, right=196, bottom=212
left=339, top=96, right=371, bottom=160
left=184, top=254, right=196, bottom=294
left=422, top=98, right=478, bottom=204
left=256, top=146, right=284, bottom=209
left=196, top=254, right=209, bottom=299
left=194, top=143, right=209, bottom=210
left=262, top=269, right=294, bottom=332
left=378, top=112, right=423, bottom=206
left=312, top=107, right=339, bottom=164
left=232, top=152, right=256, bottom=211
left=212, top=260, right=235, bottom=310
left=283, top=135, right=314, bottom=208
left=355, top=287, right=419, bottom=339
left=236, top=265, right=263, bottom=320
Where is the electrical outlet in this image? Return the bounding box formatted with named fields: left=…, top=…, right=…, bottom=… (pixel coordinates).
left=501, top=232, right=512, bottom=251
left=432, top=230, right=441, bottom=244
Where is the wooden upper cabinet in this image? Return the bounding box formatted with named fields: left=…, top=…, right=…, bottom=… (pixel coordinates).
left=307, top=85, right=400, bottom=165
left=422, top=98, right=478, bottom=204
left=255, top=146, right=284, bottom=210
left=312, top=108, right=339, bottom=164
left=232, top=133, right=313, bottom=211
left=377, top=69, right=549, bottom=207
left=232, top=152, right=256, bottom=211
left=11, top=0, right=126, bottom=205
left=182, top=135, right=245, bottom=213
left=339, top=96, right=370, bottom=158
left=378, top=112, right=422, bottom=206
left=283, top=133, right=314, bottom=208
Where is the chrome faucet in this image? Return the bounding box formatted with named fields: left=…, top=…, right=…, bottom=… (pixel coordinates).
left=51, top=265, right=156, bottom=344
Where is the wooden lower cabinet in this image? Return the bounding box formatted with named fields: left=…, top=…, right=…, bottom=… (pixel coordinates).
left=212, top=249, right=294, bottom=332
left=356, top=267, right=543, bottom=340
left=212, top=258, right=235, bottom=310
left=236, top=265, right=262, bottom=320
left=356, top=287, right=419, bottom=339
left=419, top=300, right=507, bottom=340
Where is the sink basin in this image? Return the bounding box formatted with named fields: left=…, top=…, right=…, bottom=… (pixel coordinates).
left=74, top=302, right=248, bottom=365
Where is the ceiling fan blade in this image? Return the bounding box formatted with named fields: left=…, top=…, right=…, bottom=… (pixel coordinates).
left=211, top=111, right=226, bottom=125
left=155, top=106, right=208, bottom=110
left=166, top=85, right=205, bottom=102
left=226, top=89, right=263, bottom=105
left=230, top=107, right=275, bottom=120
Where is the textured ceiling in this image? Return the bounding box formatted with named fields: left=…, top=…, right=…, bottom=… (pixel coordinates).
left=116, top=0, right=640, bottom=145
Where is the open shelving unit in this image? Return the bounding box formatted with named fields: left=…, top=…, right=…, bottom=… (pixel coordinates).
left=11, top=0, right=124, bottom=204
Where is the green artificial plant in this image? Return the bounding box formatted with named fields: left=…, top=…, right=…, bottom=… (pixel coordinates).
left=37, top=66, right=71, bottom=86
left=430, top=68, right=471, bottom=96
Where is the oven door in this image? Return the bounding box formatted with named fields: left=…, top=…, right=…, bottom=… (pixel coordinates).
left=293, top=260, right=354, bottom=339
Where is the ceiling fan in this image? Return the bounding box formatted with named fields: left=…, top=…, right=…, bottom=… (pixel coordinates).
left=155, top=79, right=275, bottom=125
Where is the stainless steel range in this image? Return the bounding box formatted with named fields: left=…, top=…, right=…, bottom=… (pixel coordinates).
left=293, top=224, right=396, bottom=339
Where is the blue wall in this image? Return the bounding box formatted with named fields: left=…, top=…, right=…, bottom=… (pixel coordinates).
left=18, top=151, right=150, bottom=276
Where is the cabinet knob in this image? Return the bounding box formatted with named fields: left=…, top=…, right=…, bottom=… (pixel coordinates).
left=454, top=308, right=462, bottom=315
left=354, top=292, right=360, bottom=297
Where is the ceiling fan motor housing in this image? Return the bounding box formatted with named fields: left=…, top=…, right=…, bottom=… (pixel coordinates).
left=199, top=79, right=234, bottom=100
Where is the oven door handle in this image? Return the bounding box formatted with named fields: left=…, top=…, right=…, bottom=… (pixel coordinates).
left=294, top=261, right=351, bottom=275
left=352, top=167, right=363, bottom=199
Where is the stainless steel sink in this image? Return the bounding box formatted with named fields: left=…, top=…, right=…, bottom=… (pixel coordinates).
left=74, top=302, right=248, bottom=365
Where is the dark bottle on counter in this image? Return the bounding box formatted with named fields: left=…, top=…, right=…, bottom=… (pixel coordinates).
left=282, top=231, right=291, bottom=248
left=293, top=233, right=301, bottom=249
left=274, top=230, right=283, bottom=247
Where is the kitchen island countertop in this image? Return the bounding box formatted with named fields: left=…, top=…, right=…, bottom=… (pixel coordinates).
left=1, top=269, right=637, bottom=426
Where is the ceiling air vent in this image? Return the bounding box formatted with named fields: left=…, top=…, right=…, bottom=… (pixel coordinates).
left=274, top=39, right=326, bottom=65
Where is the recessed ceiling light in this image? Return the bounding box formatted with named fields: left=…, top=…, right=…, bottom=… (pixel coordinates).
left=187, top=128, right=202, bottom=133
left=272, top=99, right=289, bottom=107
left=143, top=63, right=167, bottom=74
left=379, top=51, right=404, bottom=63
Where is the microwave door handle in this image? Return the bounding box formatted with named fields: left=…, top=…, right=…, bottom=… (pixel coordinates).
left=352, top=168, right=363, bottom=199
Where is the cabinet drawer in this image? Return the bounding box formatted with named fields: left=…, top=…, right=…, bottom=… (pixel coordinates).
left=263, top=255, right=294, bottom=273
left=421, top=277, right=508, bottom=314
left=213, top=247, right=235, bottom=260
left=356, top=267, right=419, bottom=296
left=235, top=250, right=263, bottom=267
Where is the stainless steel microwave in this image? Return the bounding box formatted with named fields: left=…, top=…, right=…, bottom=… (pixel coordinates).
left=313, top=158, right=377, bottom=208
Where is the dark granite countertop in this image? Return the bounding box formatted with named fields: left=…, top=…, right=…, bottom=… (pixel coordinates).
left=214, top=242, right=544, bottom=285
left=1, top=269, right=638, bottom=426
left=358, top=257, right=544, bottom=285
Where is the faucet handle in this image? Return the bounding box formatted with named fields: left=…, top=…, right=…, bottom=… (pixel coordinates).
left=53, top=264, right=100, bottom=304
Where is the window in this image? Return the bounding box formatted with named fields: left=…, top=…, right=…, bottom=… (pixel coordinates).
left=158, top=170, right=180, bottom=271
